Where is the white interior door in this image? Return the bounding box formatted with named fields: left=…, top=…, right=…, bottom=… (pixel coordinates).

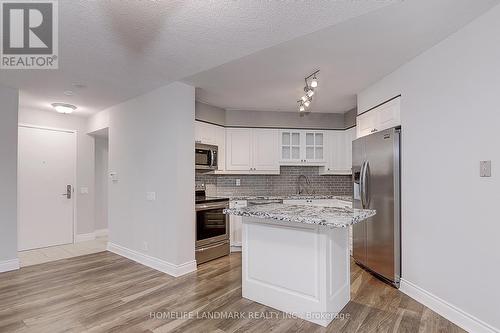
left=18, top=126, right=76, bottom=251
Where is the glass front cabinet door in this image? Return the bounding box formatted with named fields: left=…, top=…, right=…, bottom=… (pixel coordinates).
left=280, top=130, right=325, bottom=164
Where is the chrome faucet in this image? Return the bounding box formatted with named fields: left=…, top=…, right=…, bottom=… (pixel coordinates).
left=297, top=175, right=314, bottom=195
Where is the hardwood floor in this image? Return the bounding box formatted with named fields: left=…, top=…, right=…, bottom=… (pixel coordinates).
left=0, top=252, right=464, bottom=333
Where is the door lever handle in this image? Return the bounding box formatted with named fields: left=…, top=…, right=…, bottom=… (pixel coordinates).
left=61, top=185, right=72, bottom=199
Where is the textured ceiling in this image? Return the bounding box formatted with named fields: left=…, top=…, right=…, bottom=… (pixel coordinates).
left=185, top=0, right=500, bottom=113
left=0, top=0, right=401, bottom=116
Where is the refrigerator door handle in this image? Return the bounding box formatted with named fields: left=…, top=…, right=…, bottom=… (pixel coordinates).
left=364, top=161, right=371, bottom=208
left=360, top=161, right=366, bottom=209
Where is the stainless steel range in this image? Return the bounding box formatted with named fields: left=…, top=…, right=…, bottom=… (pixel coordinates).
left=195, top=188, right=230, bottom=264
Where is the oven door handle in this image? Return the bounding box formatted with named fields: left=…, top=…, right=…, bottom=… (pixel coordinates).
left=196, top=202, right=229, bottom=211
left=197, top=240, right=230, bottom=252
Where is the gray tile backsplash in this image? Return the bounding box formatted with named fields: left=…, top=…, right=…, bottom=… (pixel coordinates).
left=196, top=166, right=352, bottom=197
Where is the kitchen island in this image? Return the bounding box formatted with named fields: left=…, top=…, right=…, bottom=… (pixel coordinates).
left=224, top=203, right=375, bottom=327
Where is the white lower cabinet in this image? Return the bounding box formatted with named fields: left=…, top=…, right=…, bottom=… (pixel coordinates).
left=226, top=128, right=279, bottom=173
left=229, top=200, right=247, bottom=251
left=283, top=199, right=349, bottom=207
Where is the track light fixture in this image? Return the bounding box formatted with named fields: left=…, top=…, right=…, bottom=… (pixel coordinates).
left=297, top=70, right=319, bottom=112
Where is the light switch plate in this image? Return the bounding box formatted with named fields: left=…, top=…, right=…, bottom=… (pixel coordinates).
left=80, top=187, right=89, bottom=194
left=109, top=171, right=118, bottom=182
left=480, top=161, right=491, bottom=177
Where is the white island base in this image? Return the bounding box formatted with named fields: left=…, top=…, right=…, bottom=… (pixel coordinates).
left=242, top=217, right=350, bottom=327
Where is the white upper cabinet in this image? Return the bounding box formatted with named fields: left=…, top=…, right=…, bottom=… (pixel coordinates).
left=226, top=128, right=279, bottom=173
left=320, top=127, right=356, bottom=175
left=357, top=96, right=401, bottom=138
left=356, top=111, right=378, bottom=138
left=195, top=121, right=226, bottom=172
left=305, top=131, right=324, bottom=162
left=280, top=131, right=302, bottom=163
left=215, top=125, right=226, bottom=172
left=253, top=129, right=279, bottom=171
left=226, top=128, right=253, bottom=171
left=195, top=121, right=217, bottom=145
left=280, top=130, right=326, bottom=165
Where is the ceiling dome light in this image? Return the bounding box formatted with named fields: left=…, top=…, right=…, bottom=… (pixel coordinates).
left=304, top=100, right=311, bottom=108
left=311, top=75, right=318, bottom=88
left=52, top=103, right=77, bottom=114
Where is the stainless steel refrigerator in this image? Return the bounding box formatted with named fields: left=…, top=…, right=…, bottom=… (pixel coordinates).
left=352, top=127, right=401, bottom=288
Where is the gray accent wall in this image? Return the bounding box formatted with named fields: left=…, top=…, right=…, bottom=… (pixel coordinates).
left=195, top=101, right=226, bottom=126
left=195, top=102, right=356, bottom=130
left=0, top=85, right=18, bottom=263
left=196, top=166, right=352, bottom=198
left=344, top=108, right=357, bottom=128
left=224, top=109, right=345, bottom=129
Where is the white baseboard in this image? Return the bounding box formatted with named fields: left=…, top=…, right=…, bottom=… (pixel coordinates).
left=107, top=242, right=197, bottom=277
left=0, top=259, right=20, bottom=273
left=401, top=279, right=499, bottom=333
left=75, top=232, right=96, bottom=243
left=230, top=245, right=242, bottom=253
left=94, top=229, right=108, bottom=237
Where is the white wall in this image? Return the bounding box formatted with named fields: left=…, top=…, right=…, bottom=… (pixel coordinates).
left=18, top=108, right=96, bottom=235
left=0, top=85, right=19, bottom=268
left=88, top=109, right=110, bottom=133
left=358, top=4, right=500, bottom=332
left=105, top=82, right=196, bottom=274
left=94, top=136, right=109, bottom=231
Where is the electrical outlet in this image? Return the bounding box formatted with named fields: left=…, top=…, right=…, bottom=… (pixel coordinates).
left=236, top=179, right=241, bottom=186
left=142, top=241, right=148, bottom=251
left=480, top=161, right=492, bottom=177
left=146, top=192, right=156, bottom=201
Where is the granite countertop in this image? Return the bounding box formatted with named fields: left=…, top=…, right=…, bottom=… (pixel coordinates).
left=220, top=195, right=353, bottom=202
left=224, top=203, right=375, bottom=228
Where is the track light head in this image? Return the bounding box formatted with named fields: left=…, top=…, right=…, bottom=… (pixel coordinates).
left=311, top=75, right=318, bottom=88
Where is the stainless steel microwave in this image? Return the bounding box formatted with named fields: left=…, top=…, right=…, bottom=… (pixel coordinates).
left=195, top=143, right=218, bottom=171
